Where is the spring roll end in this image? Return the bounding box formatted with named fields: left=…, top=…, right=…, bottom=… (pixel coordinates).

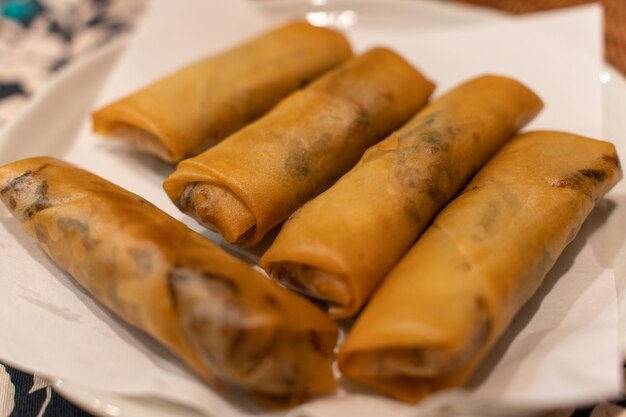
left=0, top=157, right=53, bottom=221
left=92, top=106, right=178, bottom=163
left=338, top=344, right=478, bottom=403
left=339, top=318, right=488, bottom=382
left=175, top=182, right=256, bottom=245
left=338, top=356, right=433, bottom=404
left=338, top=261, right=508, bottom=401
left=168, top=266, right=278, bottom=382
left=266, top=261, right=353, bottom=316
left=169, top=265, right=337, bottom=398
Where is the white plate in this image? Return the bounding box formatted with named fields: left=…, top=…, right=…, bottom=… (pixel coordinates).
left=1, top=1, right=625, bottom=417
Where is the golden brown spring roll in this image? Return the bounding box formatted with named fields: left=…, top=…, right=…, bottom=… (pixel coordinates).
left=260, top=75, right=543, bottom=318
left=0, top=157, right=337, bottom=404
left=92, top=21, right=352, bottom=162
left=338, top=131, right=622, bottom=402
left=164, top=48, right=435, bottom=247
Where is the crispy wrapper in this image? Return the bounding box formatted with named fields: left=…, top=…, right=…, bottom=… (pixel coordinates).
left=338, top=131, right=622, bottom=402
left=164, top=48, right=435, bottom=247
left=92, top=21, right=352, bottom=162
left=260, top=75, right=543, bottom=317
left=0, top=157, right=338, bottom=404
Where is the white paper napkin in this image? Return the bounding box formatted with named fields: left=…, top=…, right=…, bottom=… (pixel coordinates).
left=0, top=1, right=621, bottom=416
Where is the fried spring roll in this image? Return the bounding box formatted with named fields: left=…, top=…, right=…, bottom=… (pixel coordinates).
left=92, top=21, right=352, bottom=162
left=338, top=131, right=622, bottom=402
left=0, top=157, right=338, bottom=403
left=164, top=48, right=435, bottom=247
left=260, top=75, right=543, bottom=317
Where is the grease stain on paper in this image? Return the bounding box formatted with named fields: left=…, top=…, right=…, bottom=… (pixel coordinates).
left=19, top=294, right=82, bottom=322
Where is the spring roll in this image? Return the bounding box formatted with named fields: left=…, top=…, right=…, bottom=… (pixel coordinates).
left=164, top=48, right=435, bottom=247
left=92, top=21, right=352, bottom=162
left=0, top=157, right=338, bottom=403
left=338, top=131, right=622, bottom=402
left=260, top=75, right=543, bottom=317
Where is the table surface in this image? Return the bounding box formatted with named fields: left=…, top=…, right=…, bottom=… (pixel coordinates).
left=0, top=0, right=624, bottom=416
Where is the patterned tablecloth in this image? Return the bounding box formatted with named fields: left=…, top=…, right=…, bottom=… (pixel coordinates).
left=0, top=0, right=624, bottom=416
left=0, top=0, right=144, bottom=125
